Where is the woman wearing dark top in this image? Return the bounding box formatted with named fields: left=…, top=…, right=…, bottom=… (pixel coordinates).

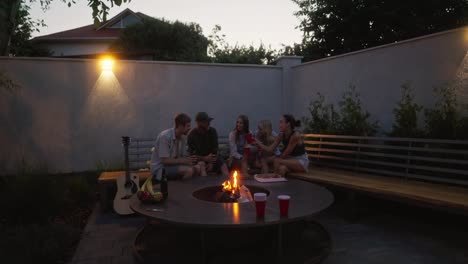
left=228, top=115, right=254, bottom=176
left=254, top=114, right=309, bottom=177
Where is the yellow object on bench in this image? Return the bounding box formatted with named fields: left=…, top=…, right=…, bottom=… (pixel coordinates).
left=98, top=171, right=152, bottom=212
left=98, top=136, right=231, bottom=212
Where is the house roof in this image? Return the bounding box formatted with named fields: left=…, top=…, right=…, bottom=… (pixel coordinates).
left=33, top=8, right=147, bottom=42
left=96, top=8, right=141, bottom=30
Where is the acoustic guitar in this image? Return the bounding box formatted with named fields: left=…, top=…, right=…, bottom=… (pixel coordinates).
left=113, top=136, right=139, bottom=215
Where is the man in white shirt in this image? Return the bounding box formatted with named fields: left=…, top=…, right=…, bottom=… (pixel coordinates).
left=150, top=113, right=200, bottom=180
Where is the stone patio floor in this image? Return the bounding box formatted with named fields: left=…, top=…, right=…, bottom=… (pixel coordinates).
left=69, top=192, right=468, bottom=264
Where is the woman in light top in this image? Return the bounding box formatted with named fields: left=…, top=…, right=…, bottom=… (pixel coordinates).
left=255, top=120, right=280, bottom=173
left=228, top=115, right=254, bottom=176
left=254, top=114, right=309, bottom=177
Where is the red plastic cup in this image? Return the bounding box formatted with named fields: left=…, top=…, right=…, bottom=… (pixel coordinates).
left=278, top=195, right=290, bottom=216
left=246, top=133, right=254, bottom=144
left=254, top=193, right=267, bottom=218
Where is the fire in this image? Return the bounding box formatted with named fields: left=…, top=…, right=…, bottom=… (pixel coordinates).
left=222, top=171, right=240, bottom=195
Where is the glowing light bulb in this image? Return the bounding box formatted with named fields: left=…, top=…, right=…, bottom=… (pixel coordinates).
left=101, top=57, right=114, bottom=71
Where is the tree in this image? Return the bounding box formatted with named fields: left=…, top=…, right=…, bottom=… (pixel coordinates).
left=208, top=25, right=278, bottom=65
left=0, top=0, right=130, bottom=56
left=291, top=0, right=468, bottom=61
left=111, top=17, right=210, bottom=62
left=9, top=1, right=50, bottom=56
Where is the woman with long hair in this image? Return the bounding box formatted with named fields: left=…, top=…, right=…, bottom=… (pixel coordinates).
left=228, top=115, right=253, bottom=176
left=254, top=114, right=308, bottom=176
left=255, top=120, right=280, bottom=173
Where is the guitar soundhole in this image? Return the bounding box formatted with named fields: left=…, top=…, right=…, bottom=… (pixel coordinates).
left=125, top=181, right=138, bottom=194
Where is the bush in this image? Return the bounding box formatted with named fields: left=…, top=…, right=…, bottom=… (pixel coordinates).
left=424, top=83, right=467, bottom=139
left=389, top=82, right=424, bottom=137
left=337, top=84, right=379, bottom=136
left=302, top=84, right=379, bottom=136
left=302, top=93, right=340, bottom=134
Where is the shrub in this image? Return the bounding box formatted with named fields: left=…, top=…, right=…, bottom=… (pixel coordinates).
left=337, top=84, right=379, bottom=136
left=424, top=83, right=464, bottom=139
left=302, top=92, right=340, bottom=134
left=389, top=81, right=424, bottom=137
left=302, top=84, right=379, bottom=136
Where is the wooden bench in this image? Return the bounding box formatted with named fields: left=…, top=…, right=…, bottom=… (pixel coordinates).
left=98, top=136, right=230, bottom=212
left=288, top=134, right=468, bottom=215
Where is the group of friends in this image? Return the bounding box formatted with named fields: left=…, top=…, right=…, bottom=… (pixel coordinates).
left=150, top=112, right=309, bottom=180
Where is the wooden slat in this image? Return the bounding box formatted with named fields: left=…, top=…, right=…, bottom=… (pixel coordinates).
left=309, top=153, right=468, bottom=176
left=304, top=140, right=468, bottom=155
left=310, top=160, right=407, bottom=177
left=289, top=169, right=468, bottom=211
left=131, top=138, right=154, bottom=142
left=405, top=173, right=468, bottom=187
left=129, top=151, right=152, bottom=155
left=358, top=159, right=468, bottom=176
left=357, top=150, right=468, bottom=165
left=308, top=154, right=353, bottom=162
left=129, top=144, right=154, bottom=149
left=303, top=134, right=468, bottom=145
left=130, top=167, right=149, bottom=170
left=129, top=157, right=151, bottom=163
left=306, top=147, right=358, bottom=155
left=310, top=159, right=468, bottom=186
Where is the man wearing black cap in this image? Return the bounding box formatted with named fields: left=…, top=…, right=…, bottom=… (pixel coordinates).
left=188, top=112, right=229, bottom=177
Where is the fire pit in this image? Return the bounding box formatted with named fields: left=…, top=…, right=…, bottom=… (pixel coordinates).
left=130, top=176, right=334, bottom=264
left=193, top=171, right=270, bottom=203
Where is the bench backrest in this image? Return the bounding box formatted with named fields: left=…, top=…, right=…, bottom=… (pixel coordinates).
left=127, top=136, right=229, bottom=171
left=304, top=134, right=468, bottom=187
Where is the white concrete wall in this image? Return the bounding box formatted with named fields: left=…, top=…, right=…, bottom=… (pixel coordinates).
left=42, top=41, right=113, bottom=56
left=2, top=27, right=468, bottom=173
left=290, top=27, right=468, bottom=132
left=0, top=58, right=282, bottom=173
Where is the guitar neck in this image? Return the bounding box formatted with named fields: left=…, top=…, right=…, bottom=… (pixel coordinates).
left=122, top=136, right=131, bottom=183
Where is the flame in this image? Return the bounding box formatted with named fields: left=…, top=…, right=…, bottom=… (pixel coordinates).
left=222, top=170, right=240, bottom=195
left=232, top=171, right=238, bottom=194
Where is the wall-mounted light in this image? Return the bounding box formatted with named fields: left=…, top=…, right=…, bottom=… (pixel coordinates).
left=100, top=57, right=114, bottom=72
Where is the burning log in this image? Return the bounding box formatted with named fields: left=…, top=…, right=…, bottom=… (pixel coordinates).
left=220, top=171, right=253, bottom=203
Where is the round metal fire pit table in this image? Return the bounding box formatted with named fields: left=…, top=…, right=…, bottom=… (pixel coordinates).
left=130, top=176, right=334, bottom=264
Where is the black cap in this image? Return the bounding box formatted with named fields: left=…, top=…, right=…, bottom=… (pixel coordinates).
left=195, top=112, right=214, bottom=122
